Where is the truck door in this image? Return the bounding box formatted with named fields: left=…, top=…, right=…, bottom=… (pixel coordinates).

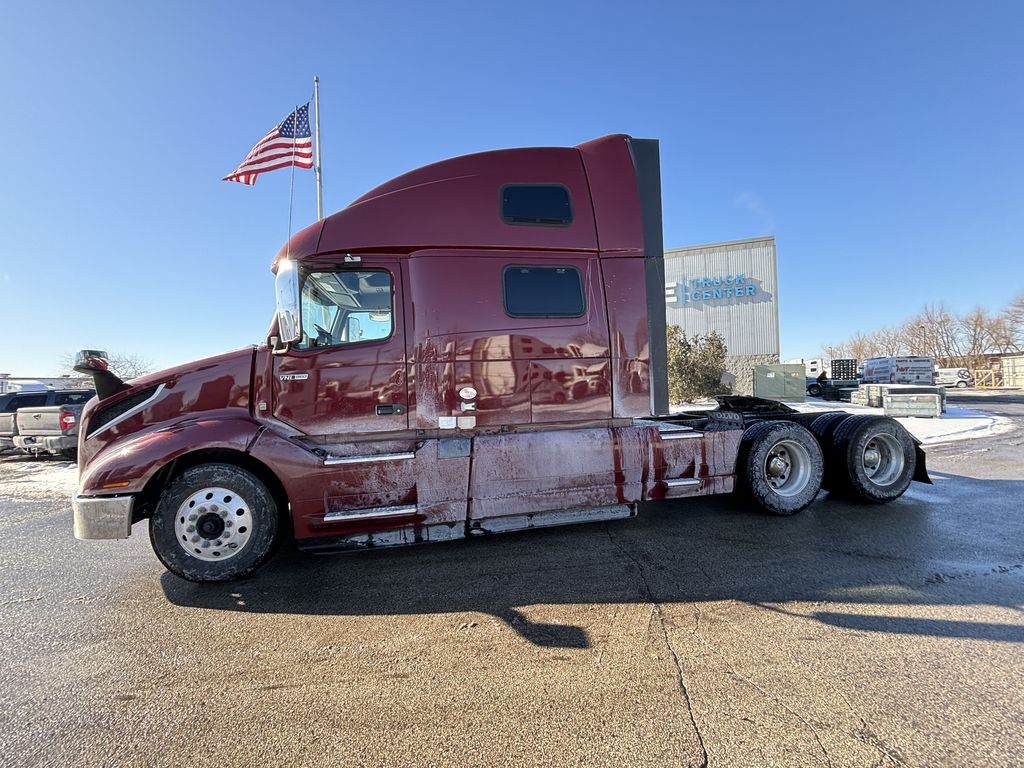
left=273, top=260, right=409, bottom=437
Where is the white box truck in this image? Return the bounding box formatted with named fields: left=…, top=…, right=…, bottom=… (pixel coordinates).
left=861, top=356, right=935, bottom=385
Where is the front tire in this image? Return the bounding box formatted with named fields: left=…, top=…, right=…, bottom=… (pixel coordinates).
left=955, top=380, right=968, bottom=388
left=150, top=463, right=280, bottom=582
left=737, top=421, right=824, bottom=516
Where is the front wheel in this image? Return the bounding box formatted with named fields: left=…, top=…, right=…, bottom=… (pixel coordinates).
left=737, top=421, right=824, bottom=516
left=150, top=463, right=280, bottom=582
left=955, top=380, right=968, bottom=388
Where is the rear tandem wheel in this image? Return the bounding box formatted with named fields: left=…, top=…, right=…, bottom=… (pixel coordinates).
left=827, top=415, right=916, bottom=503
left=736, top=421, right=824, bottom=516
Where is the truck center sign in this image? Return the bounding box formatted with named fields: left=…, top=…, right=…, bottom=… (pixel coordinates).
left=666, top=274, right=758, bottom=305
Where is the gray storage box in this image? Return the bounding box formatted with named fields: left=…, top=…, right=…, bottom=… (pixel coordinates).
left=883, top=393, right=942, bottom=418
left=753, top=364, right=806, bottom=402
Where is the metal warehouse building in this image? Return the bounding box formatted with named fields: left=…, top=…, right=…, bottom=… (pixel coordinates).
left=664, top=236, right=780, bottom=394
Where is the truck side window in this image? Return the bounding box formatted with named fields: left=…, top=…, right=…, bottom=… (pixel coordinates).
left=296, top=270, right=393, bottom=350
left=54, top=391, right=90, bottom=405
left=13, top=393, right=47, bottom=409
left=503, top=265, right=585, bottom=318
left=501, top=185, right=572, bottom=226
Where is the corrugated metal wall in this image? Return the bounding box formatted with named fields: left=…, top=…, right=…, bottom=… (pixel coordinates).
left=663, top=237, right=779, bottom=357
left=1004, top=355, right=1024, bottom=387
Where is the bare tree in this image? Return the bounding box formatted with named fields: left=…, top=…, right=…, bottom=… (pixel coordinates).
left=823, top=342, right=851, bottom=360
left=824, top=295, right=1023, bottom=367
left=874, top=325, right=905, bottom=356
left=954, top=307, right=991, bottom=367
left=59, top=351, right=156, bottom=381
left=1005, top=292, right=1024, bottom=351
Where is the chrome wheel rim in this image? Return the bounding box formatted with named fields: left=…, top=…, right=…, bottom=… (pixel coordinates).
left=763, top=439, right=812, bottom=497
left=861, top=433, right=904, bottom=487
left=174, top=487, right=253, bottom=562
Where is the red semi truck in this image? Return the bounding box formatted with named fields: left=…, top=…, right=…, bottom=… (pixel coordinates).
left=72, top=135, right=929, bottom=582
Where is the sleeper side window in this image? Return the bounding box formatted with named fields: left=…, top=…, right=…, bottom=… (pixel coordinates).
left=503, top=265, right=585, bottom=318
left=296, top=270, right=394, bottom=350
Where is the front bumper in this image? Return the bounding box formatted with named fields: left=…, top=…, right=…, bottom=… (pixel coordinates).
left=73, top=495, right=134, bottom=540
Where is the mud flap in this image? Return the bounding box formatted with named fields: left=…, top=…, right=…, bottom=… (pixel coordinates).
left=912, top=443, right=932, bottom=484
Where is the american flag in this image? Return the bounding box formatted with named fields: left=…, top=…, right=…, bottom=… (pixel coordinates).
left=223, top=103, right=313, bottom=185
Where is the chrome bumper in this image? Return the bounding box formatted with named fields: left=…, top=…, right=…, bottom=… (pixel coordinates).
left=73, top=495, right=134, bottom=540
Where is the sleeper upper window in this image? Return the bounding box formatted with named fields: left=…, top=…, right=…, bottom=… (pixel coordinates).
left=501, top=185, right=572, bottom=226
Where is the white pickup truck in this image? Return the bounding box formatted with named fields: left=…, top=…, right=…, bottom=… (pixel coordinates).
left=4, top=389, right=94, bottom=460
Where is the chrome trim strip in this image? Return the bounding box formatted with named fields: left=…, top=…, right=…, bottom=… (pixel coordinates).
left=664, top=478, right=701, bottom=488
left=323, top=451, right=415, bottom=466
left=660, top=431, right=702, bottom=440
left=468, top=504, right=635, bottom=535
left=323, top=504, right=417, bottom=522
left=89, top=383, right=165, bottom=439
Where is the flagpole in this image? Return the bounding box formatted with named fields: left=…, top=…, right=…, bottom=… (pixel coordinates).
left=313, top=75, right=323, bottom=220
left=287, top=104, right=298, bottom=259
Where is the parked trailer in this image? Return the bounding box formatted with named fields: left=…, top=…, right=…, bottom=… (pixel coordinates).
left=71, top=135, right=929, bottom=582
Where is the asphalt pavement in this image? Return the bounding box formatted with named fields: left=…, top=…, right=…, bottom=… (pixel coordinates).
left=1, top=391, right=1022, bottom=767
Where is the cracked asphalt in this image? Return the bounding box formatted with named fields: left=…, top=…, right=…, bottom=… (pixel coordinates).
left=1, top=391, right=1022, bottom=767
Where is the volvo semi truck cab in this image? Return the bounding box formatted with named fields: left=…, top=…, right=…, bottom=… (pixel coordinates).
left=71, top=135, right=929, bottom=582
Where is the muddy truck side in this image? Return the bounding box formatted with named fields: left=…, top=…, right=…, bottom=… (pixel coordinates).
left=71, top=134, right=928, bottom=582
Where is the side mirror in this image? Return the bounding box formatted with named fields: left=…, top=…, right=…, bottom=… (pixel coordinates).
left=72, top=349, right=125, bottom=400
left=73, top=350, right=110, bottom=374
left=275, top=259, right=301, bottom=345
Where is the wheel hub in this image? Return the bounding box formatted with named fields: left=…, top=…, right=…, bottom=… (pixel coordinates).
left=861, top=434, right=906, bottom=486
left=767, top=455, right=790, bottom=479
left=763, top=440, right=812, bottom=497
left=863, top=448, right=881, bottom=469
left=196, top=512, right=225, bottom=539
left=174, top=487, right=253, bottom=562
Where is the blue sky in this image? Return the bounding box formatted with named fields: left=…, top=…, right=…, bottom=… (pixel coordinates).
left=1, top=1, right=1021, bottom=375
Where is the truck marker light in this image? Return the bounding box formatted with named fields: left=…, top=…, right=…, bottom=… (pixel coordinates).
left=100, top=481, right=131, bottom=489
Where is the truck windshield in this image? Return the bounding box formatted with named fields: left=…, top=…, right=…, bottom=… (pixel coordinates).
left=296, top=270, right=393, bottom=349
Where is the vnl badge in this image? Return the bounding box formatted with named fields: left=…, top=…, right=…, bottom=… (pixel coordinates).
left=278, top=373, right=309, bottom=381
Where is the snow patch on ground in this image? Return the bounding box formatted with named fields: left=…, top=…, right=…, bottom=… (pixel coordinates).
left=789, top=401, right=1012, bottom=446
left=672, top=399, right=1013, bottom=446
left=0, top=459, right=79, bottom=502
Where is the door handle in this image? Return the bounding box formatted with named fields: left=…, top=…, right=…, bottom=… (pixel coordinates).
left=376, top=404, right=406, bottom=416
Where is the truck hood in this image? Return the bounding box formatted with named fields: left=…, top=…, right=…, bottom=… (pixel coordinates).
left=79, top=347, right=256, bottom=469
left=126, top=347, right=256, bottom=396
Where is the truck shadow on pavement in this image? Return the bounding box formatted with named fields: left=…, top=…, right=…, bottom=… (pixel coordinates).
left=161, top=473, right=1024, bottom=649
